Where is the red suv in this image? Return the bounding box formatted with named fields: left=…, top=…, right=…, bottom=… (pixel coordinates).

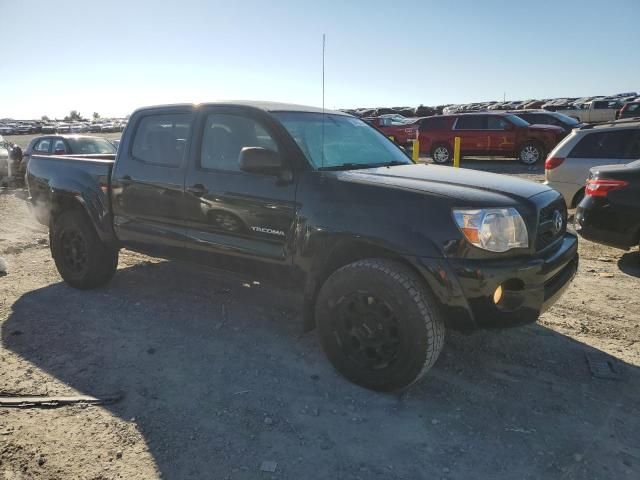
left=416, top=113, right=565, bottom=165
left=363, top=115, right=418, bottom=145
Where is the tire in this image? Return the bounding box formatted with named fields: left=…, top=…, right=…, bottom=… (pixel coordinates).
left=518, top=141, right=544, bottom=165
left=571, top=188, right=585, bottom=208
left=431, top=144, right=452, bottom=164
left=315, top=259, right=445, bottom=392
left=50, top=209, right=119, bottom=289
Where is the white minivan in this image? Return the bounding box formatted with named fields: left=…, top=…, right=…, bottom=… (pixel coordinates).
left=544, top=120, right=640, bottom=208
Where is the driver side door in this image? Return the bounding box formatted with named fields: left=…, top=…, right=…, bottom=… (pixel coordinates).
left=182, top=107, right=298, bottom=265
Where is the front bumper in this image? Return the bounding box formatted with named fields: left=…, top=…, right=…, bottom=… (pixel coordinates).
left=415, top=233, right=579, bottom=331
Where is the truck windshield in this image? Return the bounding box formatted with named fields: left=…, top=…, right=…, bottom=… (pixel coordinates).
left=273, top=112, right=411, bottom=170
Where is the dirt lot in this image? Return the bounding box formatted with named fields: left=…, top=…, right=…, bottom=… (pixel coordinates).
left=0, top=162, right=639, bottom=480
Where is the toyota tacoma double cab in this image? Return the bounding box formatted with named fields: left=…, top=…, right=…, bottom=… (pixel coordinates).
left=26, top=102, right=579, bottom=391
left=418, top=112, right=565, bottom=165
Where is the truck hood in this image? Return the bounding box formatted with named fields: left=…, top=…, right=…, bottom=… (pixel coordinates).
left=335, top=164, right=551, bottom=205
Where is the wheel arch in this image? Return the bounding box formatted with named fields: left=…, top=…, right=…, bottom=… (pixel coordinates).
left=570, top=187, right=585, bottom=208
left=48, top=186, right=116, bottom=244
left=301, top=237, right=460, bottom=332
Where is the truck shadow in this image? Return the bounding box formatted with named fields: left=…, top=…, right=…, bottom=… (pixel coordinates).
left=2, top=260, right=639, bottom=480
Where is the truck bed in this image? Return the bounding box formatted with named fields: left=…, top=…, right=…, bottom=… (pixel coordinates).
left=26, top=153, right=116, bottom=228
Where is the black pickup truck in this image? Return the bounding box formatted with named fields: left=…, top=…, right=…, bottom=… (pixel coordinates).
left=26, top=101, right=579, bottom=391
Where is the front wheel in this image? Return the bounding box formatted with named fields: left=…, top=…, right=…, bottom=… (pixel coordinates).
left=518, top=142, right=544, bottom=165
left=50, top=209, right=119, bottom=289
left=315, top=259, right=445, bottom=392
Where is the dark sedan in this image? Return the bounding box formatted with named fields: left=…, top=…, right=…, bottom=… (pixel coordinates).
left=20, top=134, right=116, bottom=176
left=575, top=160, right=640, bottom=250
left=510, top=110, right=581, bottom=135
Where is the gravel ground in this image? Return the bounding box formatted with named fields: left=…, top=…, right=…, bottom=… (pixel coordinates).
left=0, top=162, right=639, bottom=480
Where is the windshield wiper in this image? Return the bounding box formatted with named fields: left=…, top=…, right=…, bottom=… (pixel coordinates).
left=318, top=161, right=409, bottom=171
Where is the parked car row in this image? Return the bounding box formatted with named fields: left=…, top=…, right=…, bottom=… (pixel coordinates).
left=0, top=119, right=128, bottom=135
left=344, top=92, right=639, bottom=125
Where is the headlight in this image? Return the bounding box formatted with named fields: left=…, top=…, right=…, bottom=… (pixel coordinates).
left=453, top=208, right=528, bottom=252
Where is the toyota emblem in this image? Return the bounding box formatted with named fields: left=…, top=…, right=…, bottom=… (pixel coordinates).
left=552, top=210, right=563, bottom=234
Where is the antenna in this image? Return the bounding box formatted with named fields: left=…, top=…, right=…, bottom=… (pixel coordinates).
left=321, top=33, right=326, bottom=167
left=322, top=33, right=326, bottom=113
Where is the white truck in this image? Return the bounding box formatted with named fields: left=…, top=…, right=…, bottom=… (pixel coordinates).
left=556, top=99, right=621, bottom=123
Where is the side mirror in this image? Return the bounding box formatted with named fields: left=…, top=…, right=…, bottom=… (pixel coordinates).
left=239, top=147, right=283, bottom=175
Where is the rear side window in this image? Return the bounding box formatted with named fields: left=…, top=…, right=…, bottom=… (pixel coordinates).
left=569, top=130, right=637, bottom=159
left=132, top=113, right=193, bottom=167
left=455, top=116, right=485, bottom=130
left=419, top=117, right=450, bottom=130
left=34, top=139, right=51, bottom=153
left=53, top=139, right=67, bottom=153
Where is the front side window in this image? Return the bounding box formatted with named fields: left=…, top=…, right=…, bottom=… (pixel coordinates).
left=487, top=117, right=508, bottom=130
left=455, top=115, right=485, bottom=130
left=132, top=113, right=192, bottom=167
left=200, top=113, right=278, bottom=172
left=273, top=112, right=411, bottom=170
left=569, top=130, right=636, bottom=159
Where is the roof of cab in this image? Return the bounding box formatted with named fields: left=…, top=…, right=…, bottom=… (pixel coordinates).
left=134, top=101, right=350, bottom=116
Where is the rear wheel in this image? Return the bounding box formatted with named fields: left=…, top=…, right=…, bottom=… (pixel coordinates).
left=50, top=209, right=118, bottom=289
left=518, top=142, right=544, bottom=165
left=431, top=144, right=452, bottom=164
left=315, top=259, right=445, bottom=392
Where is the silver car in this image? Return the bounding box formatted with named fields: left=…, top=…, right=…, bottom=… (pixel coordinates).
left=544, top=119, right=640, bottom=208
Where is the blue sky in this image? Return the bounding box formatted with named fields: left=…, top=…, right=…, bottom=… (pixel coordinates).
left=1, top=0, right=639, bottom=119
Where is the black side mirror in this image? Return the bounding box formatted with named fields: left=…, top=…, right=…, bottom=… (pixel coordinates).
left=239, top=147, right=283, bottom=175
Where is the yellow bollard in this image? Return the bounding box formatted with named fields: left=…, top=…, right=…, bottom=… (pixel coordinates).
left=411, top=139, right=420, bottom=163
left=453, top=137, right=461, bottom=168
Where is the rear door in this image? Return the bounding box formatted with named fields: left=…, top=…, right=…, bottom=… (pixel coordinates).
left=559, top=129, right=639, bottom=185
left=453, top=115, right=488, bottom=154
left=111, top=108, right=195, bottom=255
left=182, top=106, right=298, bottom=265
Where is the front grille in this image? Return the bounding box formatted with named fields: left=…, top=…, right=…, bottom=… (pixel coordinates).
left=536, top=197, right=567, bottom=251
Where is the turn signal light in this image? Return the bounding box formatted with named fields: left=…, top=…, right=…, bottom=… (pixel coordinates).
left=585, top=179, right=629, bottom=198
left=545, top=156, right=565, bottom=170
left=493, top=285, right=503, bottom=305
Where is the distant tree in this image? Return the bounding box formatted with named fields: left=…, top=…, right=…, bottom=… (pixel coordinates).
left=41, top=115, right=50, bottom=122
left=64, top=110, right=83, bottom=122
left=93, top=112, right=100, bottom=120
